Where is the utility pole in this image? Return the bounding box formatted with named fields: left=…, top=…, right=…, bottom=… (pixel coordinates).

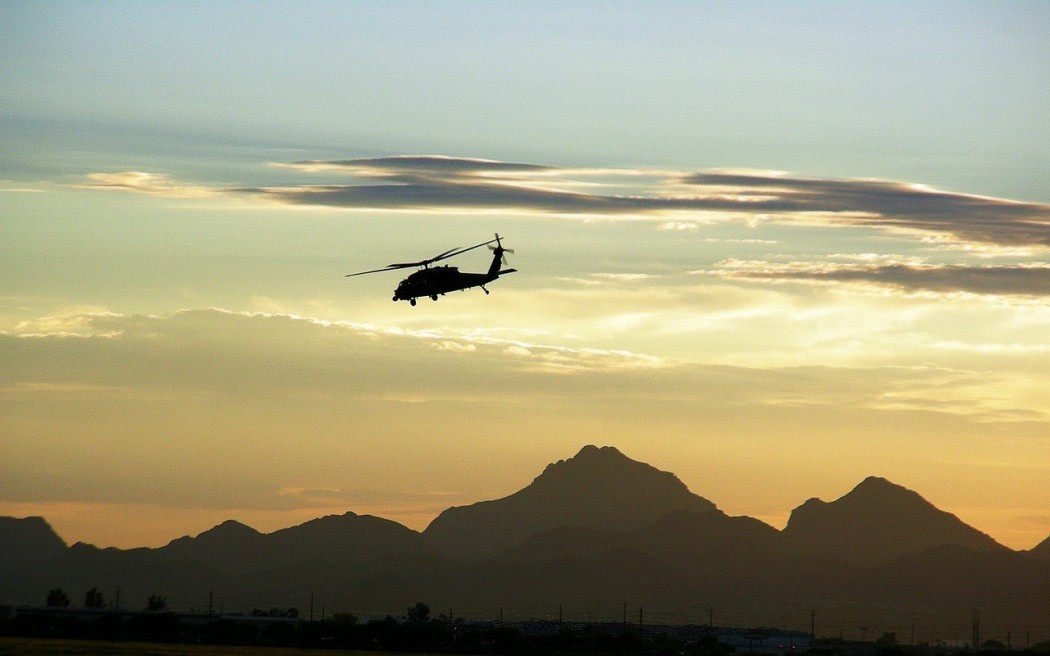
left=208, top=591, right=213, bottom=621
left=972, top=609, right=980, bottom=650
left=707, top=606, right=714, bottom=627
left=810, top=610, right=816, bottom=644
left=623, top=602, right=627, bottom=635
left=639, top=607, right=644, bottom=638
left=310, top=592, right=314, bottom=623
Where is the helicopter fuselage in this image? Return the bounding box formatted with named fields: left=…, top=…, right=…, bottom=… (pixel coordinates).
left=393, top=265, right=516, bottom=304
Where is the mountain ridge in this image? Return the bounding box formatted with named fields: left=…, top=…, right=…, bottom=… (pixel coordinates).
left=159, top=511, right=431, bottom=574
left=3, top=444, right=1046, bottom=640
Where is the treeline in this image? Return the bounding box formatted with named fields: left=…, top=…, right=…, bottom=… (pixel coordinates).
left=5, top=604, right=1050, bottom=656
left=0, top=602, right=727, bottom=656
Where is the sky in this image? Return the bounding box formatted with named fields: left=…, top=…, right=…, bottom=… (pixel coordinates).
left=2, top=1, right=1049, bottom=552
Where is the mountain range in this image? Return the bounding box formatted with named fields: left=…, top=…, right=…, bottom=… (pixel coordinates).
left=3, top=445, right=1049, bottom=642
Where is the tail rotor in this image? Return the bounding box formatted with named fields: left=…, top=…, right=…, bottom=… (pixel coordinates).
left=488, top=233, right=515, bottom=265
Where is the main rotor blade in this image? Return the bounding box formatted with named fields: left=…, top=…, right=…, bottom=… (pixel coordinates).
left=444, top=237, right=499, bottom=259
left=345, top=263, right=412, bottom=277
left=346, top=236, right=506, bottom=277
left=387, top=246, right=464, bottom=269
left=347, top=245, right=466, bottom=276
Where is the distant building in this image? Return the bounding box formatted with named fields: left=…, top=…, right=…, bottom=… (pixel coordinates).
left=718, top=628, right=814, bottom=654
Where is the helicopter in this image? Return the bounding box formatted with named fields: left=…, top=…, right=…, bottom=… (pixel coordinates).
left=346, top=233, right=516, bottom=306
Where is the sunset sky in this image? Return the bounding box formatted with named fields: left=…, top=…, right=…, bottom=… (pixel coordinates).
left=2, top=2, right=1049, bottom=552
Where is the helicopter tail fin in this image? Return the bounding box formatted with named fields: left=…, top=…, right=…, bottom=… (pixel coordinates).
left=486, top=233, right=513, bottom=278
left=487, top=251, right=503, bottom=278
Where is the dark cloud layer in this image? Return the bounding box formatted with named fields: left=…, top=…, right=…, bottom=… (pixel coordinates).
left=237, top=181, right=690, bottom=214
left=269, top=158, right=1050, bottom=248
left=714, top=261, right=1050, bottom=298
left=684, top=172, right=1050, bottom=248
left=246, top=156, right=722, bottom=214
left=83, top=156, right=1050, bottom=248
left=291, top=156, right=555, bottom=182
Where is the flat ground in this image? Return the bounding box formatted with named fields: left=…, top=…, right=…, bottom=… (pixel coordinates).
left=0, top=637, right=425, bottom=656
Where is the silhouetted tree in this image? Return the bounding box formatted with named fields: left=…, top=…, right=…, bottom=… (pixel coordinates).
left=146, top=594, right=168, bottom=611
left=252, top=607, right=299, bottom=618
left=330, top=611, right=357, bottom=625
left=46, top=588, right=71, bottom=607
left=406, top=601, right=430, bottom=624
left=84, top=587, right=105, bottom=609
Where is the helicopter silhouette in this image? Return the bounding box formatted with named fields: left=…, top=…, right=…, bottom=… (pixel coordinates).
left=347, top=234, right=516, bottom=306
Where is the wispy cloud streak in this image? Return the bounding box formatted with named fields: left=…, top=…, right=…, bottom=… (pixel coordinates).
left=77, top=171, right=217, bottom=197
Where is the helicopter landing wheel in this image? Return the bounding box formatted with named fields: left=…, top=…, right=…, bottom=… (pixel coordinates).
left=431, top=294, right=438, bottom=301
left=410, top=298, right=417, bottom=306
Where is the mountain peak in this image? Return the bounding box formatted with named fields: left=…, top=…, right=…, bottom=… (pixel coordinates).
left=575, top=444, right=618, bottom=458
left=0, top=516, right=67, bottom=567
left=782, top=476, right=1005, bottom=564
left=162, top=519, right=263, bottom=562
left=526, top=444, right=713, bottom=511
left=532, top=444, right=689, bottom=491
left=545, top=444, right=629, bottom=472
left=212, top=519, right=259, bottom=534
left=186, top=519, right=261, bottom=544
left=853, top=475, right=918, bottom=497
left=424, top=445, right=717, bottom=560
left=857, top=474, right=893, bottom=488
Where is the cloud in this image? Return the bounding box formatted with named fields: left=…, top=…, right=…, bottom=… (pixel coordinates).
left=0, top=308, right=948, bottom=401
left=658, top=222, right=701, bottom=231
left=76, top=171, right=216, bottom=197
left=78, top=155, right=1050, bottom=248
left=590, top=272, right=656, bottom=282
left=2, top=308, right=1041, bottom=431
left=276, top=485, right=464, bottom=509
left=2, top=306, right=1046, bottom=547
left=252, top=155, right=655, bottom=214
left=681, top=172, right=1050, bottom=249
left=710, top=260, right=1050, bottom=298
left=0, top=307, right=677, bottom=427
left=277, top=155, right=555, bottom=181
